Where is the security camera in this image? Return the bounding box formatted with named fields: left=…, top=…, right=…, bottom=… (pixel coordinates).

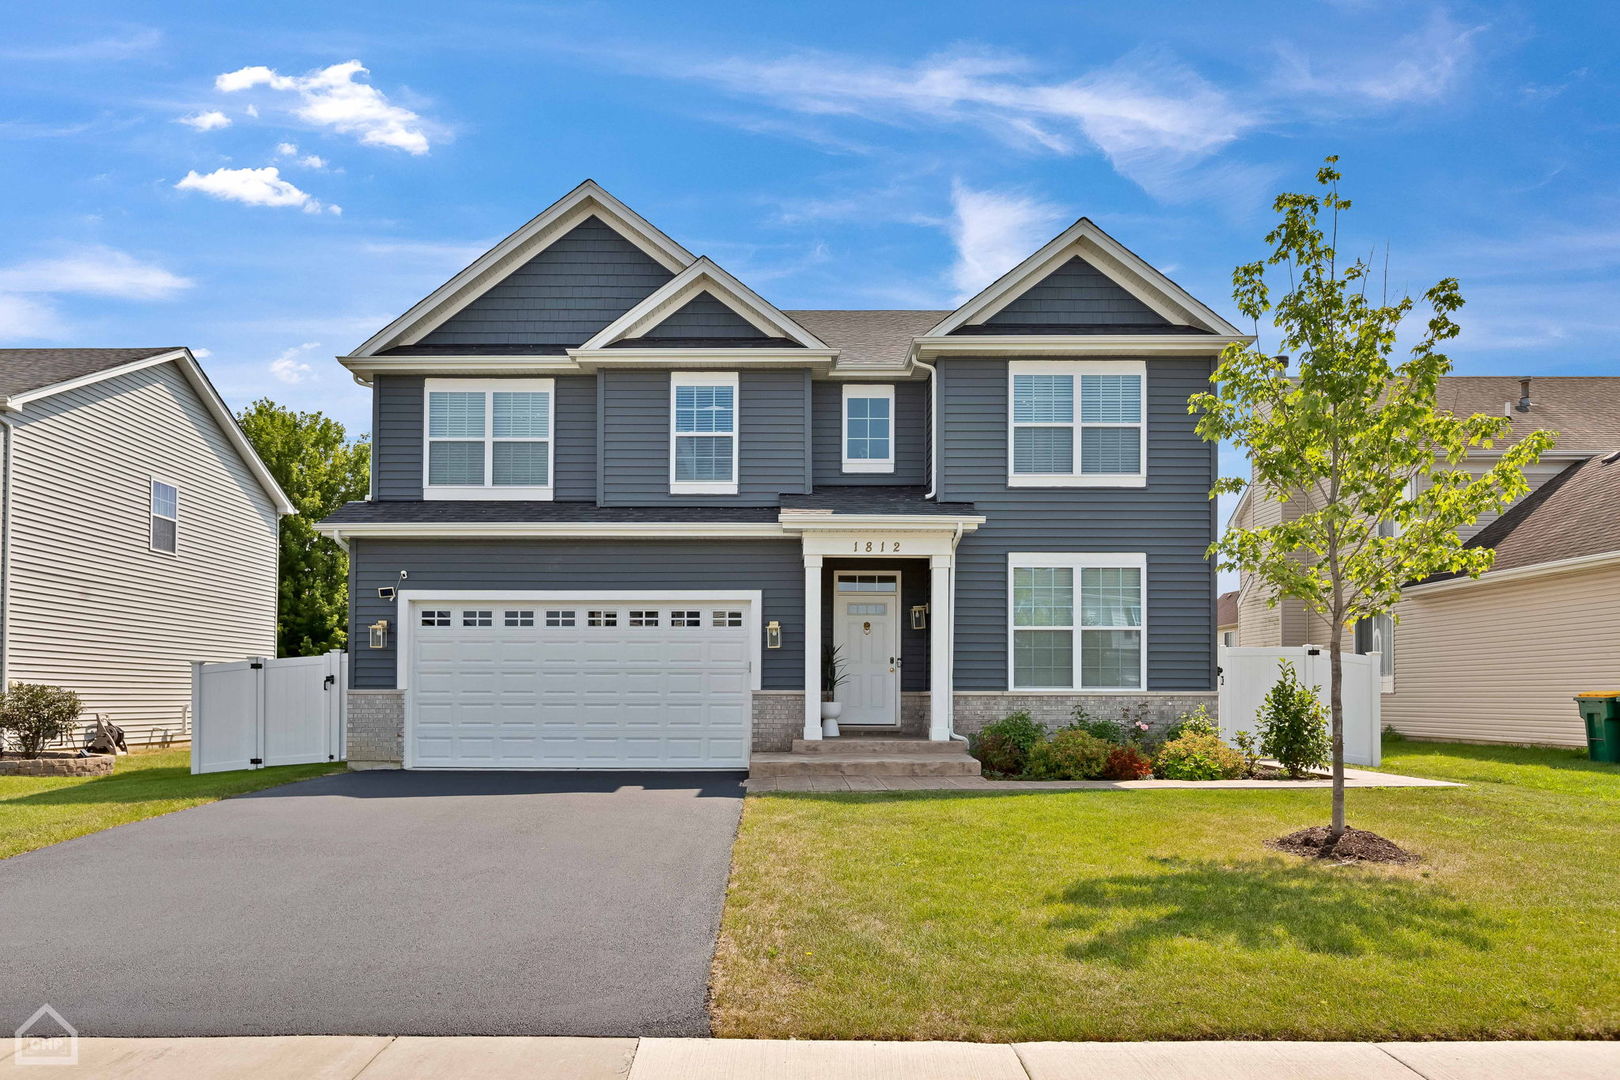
left=378, top=586, right=397, bottom=601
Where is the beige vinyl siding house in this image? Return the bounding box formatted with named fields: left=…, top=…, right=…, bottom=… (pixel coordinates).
left=1, top=348, right=292, bottom=747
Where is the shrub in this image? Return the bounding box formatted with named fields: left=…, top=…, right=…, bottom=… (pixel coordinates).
left=969, top=710, right=1047, bottom=775
left=1100, top=745, right=1154, bottom=780
left=1232, top=730, right=1262, bottom=778
left=1067, top=704, right=1124, bottom=745
left=1257, top=660, right=1331, bottom=778
left=0, top=683, right=83, bottom=758
left=1164, top=703, right=1219, bottom=742
left=1119, top=702, right=1156, bottom=746
left=1026, top=729, right=1112, bottom=780
left=1153, top=732, right=1245, bottom=781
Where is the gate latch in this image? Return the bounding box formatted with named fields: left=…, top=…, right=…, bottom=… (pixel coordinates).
left=323, top=674, right=335, bottom=689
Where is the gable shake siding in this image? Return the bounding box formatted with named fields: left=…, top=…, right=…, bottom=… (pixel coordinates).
left=810, top=379, right=927, bottom=486
left=598, top=369, right=810, bottom=506
left=938, top=356, right=1217, bottom=693
left=982, top=255, right=1169, bottom=327
left=5, top=362, right=279, bottom=744
left=643, top=292, right=769, bottom=339
left=416, top=216, right=675, bottom=348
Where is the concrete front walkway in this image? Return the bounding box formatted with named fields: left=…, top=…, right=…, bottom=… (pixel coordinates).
left=7, top=1037, right=1616, bottom=1079
left=746, top=765, right=1459, bottom=792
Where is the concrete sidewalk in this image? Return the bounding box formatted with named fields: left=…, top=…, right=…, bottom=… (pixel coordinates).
left=6, top=1036, right=1616, bottom=1079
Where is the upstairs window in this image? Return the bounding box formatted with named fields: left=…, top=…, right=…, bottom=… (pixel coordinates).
left=150, top=479, right=179, bottom=554
left=424, top=379, right=553, bottom=500
left=842, top=384, right=894, bottom=473
left=1009, top=362, right=1146, bottom=487
left=670, top=372, right=738, bottom=495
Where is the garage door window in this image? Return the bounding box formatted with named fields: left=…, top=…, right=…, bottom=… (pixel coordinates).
left=713, top=610, right=743, bottom=627
left=462, top=610, right=493, bottom=627
left=672, top=610, right=701, bottom=627
left=630, top=610, right=660, bottom=627
left=421, top=609, right=450, bottom=627
left=545, top=610, right=576, bottom=627
left=503, top=610, right=535, bottom=627
left=589, top=610, right=618, bottom=627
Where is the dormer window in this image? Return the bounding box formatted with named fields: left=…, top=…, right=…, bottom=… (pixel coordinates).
left=670, top=372, right=739, bottom=495
left=424, top=378, right=554, bottom=500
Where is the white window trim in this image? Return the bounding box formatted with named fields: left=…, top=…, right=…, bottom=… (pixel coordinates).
left=1006, top=552, right=1148, bottom=692
left=423, top=378, right=555, bottom=501
left=149, top=475, right=180, bottom=556
left=669, top=371, right=740, bottom=495
left=1007, top=360, right=1147, bottom=488
left=841, top=383, right=896, bottom=474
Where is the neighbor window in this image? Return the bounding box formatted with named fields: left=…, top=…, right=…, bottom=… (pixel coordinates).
left=149, top=479, right=178, bottom=554
left=1010, top=553, right=1145, bottom=690
left=670, top=372, right=738, bottom=495
left=1355, top=613, right=1395, bottom=682
left=1009, top=362, right=1145, bottom=486
left=424, top=378, right=553, bottom=500
left=842, top=384, right=894, bottom=473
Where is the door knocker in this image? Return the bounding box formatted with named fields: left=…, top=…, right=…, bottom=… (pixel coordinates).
left=862, top=621, right=872, bottom=635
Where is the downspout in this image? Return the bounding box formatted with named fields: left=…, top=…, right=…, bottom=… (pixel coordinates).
left=0, top=409, right=14, bottom=690
left=911, top=356, right=939, bottom=499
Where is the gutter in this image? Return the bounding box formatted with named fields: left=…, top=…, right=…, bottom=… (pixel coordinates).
left=1405, top=549, right=1620, bottom=597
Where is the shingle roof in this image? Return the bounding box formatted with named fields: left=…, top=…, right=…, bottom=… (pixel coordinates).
left=1436, top=377, right=1620, bottom=454
left=1429, top=450, right=1620, bottom=580
left=0, top=348, right=178, bottom=398
left=783, top=310, right=948, bottom=368
left=1217, top=590, right=1238, bottom=627
left=779, top=487, right=977, bottom=516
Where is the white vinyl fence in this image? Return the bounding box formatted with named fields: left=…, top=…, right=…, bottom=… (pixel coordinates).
left=1217, top=646, right=1382, bottom=767
left=191, top=652, right=347, bottom=774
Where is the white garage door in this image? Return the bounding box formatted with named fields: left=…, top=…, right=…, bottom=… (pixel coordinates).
left=408, top=600, right=754, bottom=769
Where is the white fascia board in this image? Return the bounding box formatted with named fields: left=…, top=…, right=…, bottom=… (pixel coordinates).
left=580, top=257, right=831, bottom=350
left=316, top=521, right=789, bottom=540
left=351, top=180, right=697, bottom=357
left=926, top=217, right=1245, bottom=337
left=777, top=513, right=986, bottom=532
left=339, top=356, right=585, bottom=380
left=1403, top=550, right=1620, bottom=596
left=912, top=334, right=1250, bottom=359
left=568, top=349, right=837, bottom=366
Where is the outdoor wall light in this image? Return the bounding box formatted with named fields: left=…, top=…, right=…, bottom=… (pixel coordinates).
left=910, top=604, right=929, bottom=630
left=765, top=621, right=783, bottom=649
left=368, top=620, right=389, bottom=649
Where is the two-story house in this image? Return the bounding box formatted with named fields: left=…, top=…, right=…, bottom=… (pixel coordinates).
left=317, top=181, right=1243, bottom=771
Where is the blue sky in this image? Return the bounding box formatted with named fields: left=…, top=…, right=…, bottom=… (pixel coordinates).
left=4, top=1, right=1616, bottom=472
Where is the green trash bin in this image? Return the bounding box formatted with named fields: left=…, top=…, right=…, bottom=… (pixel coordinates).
left=1574, top=693, right=1620, bottom=763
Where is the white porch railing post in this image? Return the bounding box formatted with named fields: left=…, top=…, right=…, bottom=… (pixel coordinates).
left=929, top=554, right=953, bottom=741
left=803, top=554, right=824, bottom=740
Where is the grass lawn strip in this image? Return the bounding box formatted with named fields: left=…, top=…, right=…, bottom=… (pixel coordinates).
left=0, top=748, right=344, bottom=859
left=712, top=739, right=1618, bottom=1042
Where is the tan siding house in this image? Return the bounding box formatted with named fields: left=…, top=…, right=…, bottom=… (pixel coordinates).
left=1, top=348, right=292, bottom=746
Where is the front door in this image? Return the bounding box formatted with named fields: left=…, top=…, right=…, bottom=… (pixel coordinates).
left=833, top=574, right=900, bottom=726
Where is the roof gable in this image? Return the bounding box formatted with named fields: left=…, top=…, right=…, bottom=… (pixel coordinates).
left=641, top=291, right=772, bottom=341
left=352, top=180, right=696, bottom=357
left=581, top=257, right=829, bottom=351
left=928, top=217, right=1242, bottom=337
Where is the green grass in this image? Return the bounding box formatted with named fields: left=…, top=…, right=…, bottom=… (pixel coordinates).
left=713, top=739, right=1620, bottom=1041
left=0, top=749, right=343, bottom=859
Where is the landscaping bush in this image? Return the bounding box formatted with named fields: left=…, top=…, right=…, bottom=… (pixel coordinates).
left=969, top=710, right=1047, bottom=775
left=1233, top=730, right=1262, bottom=778
left=1164, top=703, right=1219, bottom=742
left=1100, top=744, right=1154, bottom=780
left=1067, top=705, right=1124, bottom=745
left=1025, top=728, right=1112, bottom=780
left=0, top=682, right=83, bottom=758
left=1257, top=660, right=1331, bottom=777
left=1153, top=732, right=1245, bottom=781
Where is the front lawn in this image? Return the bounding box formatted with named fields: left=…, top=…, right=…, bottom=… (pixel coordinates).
left=0, top=749, right=343, bottom=859
left=713, top=738, right=1619, bottom=1041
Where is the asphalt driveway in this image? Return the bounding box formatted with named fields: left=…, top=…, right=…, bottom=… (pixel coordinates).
left=0, top=769, right=744, bottom=1037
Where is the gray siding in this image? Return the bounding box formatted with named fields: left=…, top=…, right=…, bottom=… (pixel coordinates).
left=599, top=369, right=810, bottom=506
left=939, top=356, right=1217, bottom=693
left=643, top=292, right=767, bottom=339
left=349, top=538, right=804, bottom=689
left=373, top=374, right=596, bottom=501
left=810, top=379, right=927, bottom=486
left=982, top=256, right=1169, bottom=327
left=416, top=217, right=674, bottom=348
left=4, top=362, right=280, bottom=744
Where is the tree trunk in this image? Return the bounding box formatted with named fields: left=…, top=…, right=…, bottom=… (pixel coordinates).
left=1329, top=632, right=1346, bottom=841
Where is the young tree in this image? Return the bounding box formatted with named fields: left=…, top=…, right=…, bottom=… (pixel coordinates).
left=1192, top=159, right=1554, bottom=843
left=238, top=400, right=371, bottom=657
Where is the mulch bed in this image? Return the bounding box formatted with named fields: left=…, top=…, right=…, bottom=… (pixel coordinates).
left=1267, top=825, right=1420, bottom=865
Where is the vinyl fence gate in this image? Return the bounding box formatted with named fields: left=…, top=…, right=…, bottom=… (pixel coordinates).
left=1217, top=646, right=1382, bottom=767
left=191, top=651, right=347, bottom=774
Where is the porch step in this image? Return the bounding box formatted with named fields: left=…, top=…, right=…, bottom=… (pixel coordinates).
left=750, top=748, right=982, bottom=779
left=790, top=737, right=966, bottom=756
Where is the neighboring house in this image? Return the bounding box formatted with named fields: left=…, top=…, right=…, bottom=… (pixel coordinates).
left=316, top=180, right=1243, bottom=771
left=1216, top=589, right=1238, bottom=648
left=0, top=348, right=293, bottom=747
left=1226, top=376, right=1620, bottom=745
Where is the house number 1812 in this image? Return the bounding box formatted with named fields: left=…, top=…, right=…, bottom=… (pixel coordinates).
left=854, top=540, right=900, bottom=552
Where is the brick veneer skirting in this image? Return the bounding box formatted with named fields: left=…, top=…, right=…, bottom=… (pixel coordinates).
left=948, top=692, right=1219, bottom=737
left=347, top=690, right=405, bottom=769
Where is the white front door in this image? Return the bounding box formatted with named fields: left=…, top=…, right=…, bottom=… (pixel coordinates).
left=833, top=574, right=900, bottom=726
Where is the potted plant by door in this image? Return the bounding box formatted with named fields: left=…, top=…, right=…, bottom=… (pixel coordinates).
left=821, top=644, right=849, bottom=737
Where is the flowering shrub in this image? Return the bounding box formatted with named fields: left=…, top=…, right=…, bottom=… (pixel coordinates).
left=969, top=710, right=1047, bottom=775
left=1153, top=732, right=1246, bottom=781
left=1100, top=745, right=1154, bottom=780
left=1025, top=729, right=1112, bottom=780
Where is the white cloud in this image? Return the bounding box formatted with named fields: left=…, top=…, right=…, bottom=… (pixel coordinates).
left=0, top=28, right=161, bottom=62
left=215, top=60, right=432, bottom=154
left=191, top=347, right=213, bottom=359
left=275, top=141, right=298, bottom=156
left=947, top=183, right=1066, bottom=298
left=1274, top=11, right=1485, bottom=106
left=0, top=245, right=193, bottom=299
left=174, top=166, right=340, bottom=215
left=0, top=294, right=67, bottom=340
left=178, top=110, right=231, bottom=131
left=269, top=341, right=321, bottom=383
left=275, top=142, right=329, bottom=169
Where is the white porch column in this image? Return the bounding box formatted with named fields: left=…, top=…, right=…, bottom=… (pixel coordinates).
left=803, top=554, right=823, bottom=741
left=929, top=554, right=954, bottom=741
